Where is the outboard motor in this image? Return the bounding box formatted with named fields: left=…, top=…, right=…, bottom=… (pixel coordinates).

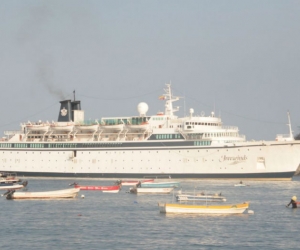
left=5, top=190, right=15, bottom=200
left=115, top=180, right=122, bottom=185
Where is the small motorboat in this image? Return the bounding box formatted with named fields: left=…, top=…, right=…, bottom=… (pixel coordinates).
left=0, top=172, right=22, bottom=184
left=139, top=181, right=180, bottom=188
left=158, top=202, right=250, bottom=214
left=176, top=190, right=226, bottom=202
left=4, top=188, right=80, bottom=200
left=115, top=179, right=154, bottom=186
left=0, top=181, right=28, bottom=191
left=129, top=187, right=174, bottom=194
left=234, top=181, right=248, bottom=187
left=70, top=182, right=121, bottom=193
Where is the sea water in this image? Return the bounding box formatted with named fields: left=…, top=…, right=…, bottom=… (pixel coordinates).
left=1, top=176, right=300, bottom=250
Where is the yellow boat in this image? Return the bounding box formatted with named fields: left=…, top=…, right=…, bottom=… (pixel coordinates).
left=158, top=202, right=249, bottom=214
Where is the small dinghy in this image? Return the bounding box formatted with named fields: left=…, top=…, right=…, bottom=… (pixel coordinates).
left=0, top=172, right=22, bottom=184
left=70, top=182, right=121, bottom=193
left=176, top=190, right=226, bottom=202
left=0, top=181, right=28, bottom=191
left=129, top=187, right=174, bottom=194
left=139, top=181, right=180, bottom=188
left=4, top=188, right=80, bottom=200
left=115, top=179, right=154, bottom=186
left=234, top=181, right=248, bottom=187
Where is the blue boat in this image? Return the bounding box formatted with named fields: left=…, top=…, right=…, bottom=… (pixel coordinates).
left=139, top=181, right=180, bottom=188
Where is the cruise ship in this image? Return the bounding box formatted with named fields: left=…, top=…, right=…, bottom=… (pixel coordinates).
left=1, top=84, right=300, bottom=180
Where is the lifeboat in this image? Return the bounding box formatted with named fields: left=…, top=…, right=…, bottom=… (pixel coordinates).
left=101, top=123, right=124, bottom=132
left=75, top=123, right=99, bottom=132
left=127, top=122, right=150, bottom=132
left=50, top=122, right=74, bottom=132
left=26, top=121, right=50, bottom=132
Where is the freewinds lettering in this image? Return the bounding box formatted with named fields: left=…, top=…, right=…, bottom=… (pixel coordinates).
left=219, top=155, right=247, bottom=162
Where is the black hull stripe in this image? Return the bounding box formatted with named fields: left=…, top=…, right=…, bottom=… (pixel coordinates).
left=7, top=171, right=296, bottom=179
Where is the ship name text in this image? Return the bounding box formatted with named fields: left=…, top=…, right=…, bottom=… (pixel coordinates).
left=219, top=155, right=248, bottom=162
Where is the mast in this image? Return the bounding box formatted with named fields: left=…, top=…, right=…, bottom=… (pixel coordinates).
left=164, top=83, right=180, bottom=118
left=287, top=111, right=294, bottom=139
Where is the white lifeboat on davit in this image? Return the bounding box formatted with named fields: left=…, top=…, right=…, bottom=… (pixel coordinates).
left=50, top=122, right=74, bottom=132
left=75, top=121, right=99, bottom=133
left=127, top=122, right=150, bottom=132
left=25, top=121, right=50, bottom=132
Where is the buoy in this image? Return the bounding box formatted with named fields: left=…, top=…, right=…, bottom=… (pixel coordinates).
left=248, top=210, right=254, bottom=214
left=81, top=195, right=85, bottom=199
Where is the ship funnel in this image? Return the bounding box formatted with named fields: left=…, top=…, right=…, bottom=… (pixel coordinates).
left=58, top=100, right=81, bottom=122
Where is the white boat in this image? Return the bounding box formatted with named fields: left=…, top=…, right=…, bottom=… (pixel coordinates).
left=115, top=179, right=154, bottom=186
left=158, top=202, right=250, bottom=214
left=101, top=123, right=124, bottom=132
left=127, top=124, right=149, bottom=132
left=4, top=188, right=80, bottom=200
left=139, top=181, right=180, bottom=188
left=126, top=119, right=150, bottom=132
left=50, top=122, right=74, bottom=132
left=234, top=182, right=248, bottom=187
left=0, top=174, right=22, bottom=184
left=234, top=184, right=247, bottom=187
left=0, top=181, right=28, bottom=190
left=25, top=121, right=50, bottom=132
left=75, top=123, right=99, bottom=132
left=1, top=84, right=300, bottom=180
left=129, top=187, right=174, bottom=194
left=176, top=191, right=226, bottom=202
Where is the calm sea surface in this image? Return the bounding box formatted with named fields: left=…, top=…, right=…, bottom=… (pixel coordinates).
left=1, top=176, right=300, bottom=250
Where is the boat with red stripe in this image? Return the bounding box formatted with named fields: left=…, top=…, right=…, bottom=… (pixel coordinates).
left=70, top=182, right=121, bottom=193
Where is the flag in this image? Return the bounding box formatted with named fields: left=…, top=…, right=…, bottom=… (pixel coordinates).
left=159, top=95, right=166, bottom=100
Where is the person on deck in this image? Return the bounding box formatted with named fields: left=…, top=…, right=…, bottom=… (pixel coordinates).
left=286, top=196, right=300, bottom=208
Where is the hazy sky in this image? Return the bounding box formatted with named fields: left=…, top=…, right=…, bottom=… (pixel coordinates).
left=0, top=0, right=300, bottom=140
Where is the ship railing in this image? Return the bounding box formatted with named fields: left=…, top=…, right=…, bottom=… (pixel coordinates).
left=276, top=134, right=291, bottom=138
left=4, top=130, right=23, bottom=135
left=221, top=126, right=239, bottom=130
left=275, top=134, right=294, bottom=141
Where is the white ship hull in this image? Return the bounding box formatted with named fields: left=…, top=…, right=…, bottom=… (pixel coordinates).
left=0, top=140, right=299, bottom=180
